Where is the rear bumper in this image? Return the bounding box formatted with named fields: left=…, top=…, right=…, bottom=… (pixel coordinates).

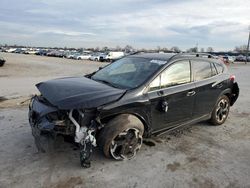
left=230, top=82, right=239, bottom=106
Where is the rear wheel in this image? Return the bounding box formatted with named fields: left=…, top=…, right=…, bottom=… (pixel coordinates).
left=210, top=95, right=230, bottom=125
left=98, top=114, right=144, bottom=160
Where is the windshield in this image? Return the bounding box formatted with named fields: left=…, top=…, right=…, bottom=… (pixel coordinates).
left=91, top=57, right=165, bottom=89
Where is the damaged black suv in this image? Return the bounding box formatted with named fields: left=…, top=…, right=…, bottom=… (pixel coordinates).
left=29, top=53, right=239, bottom=167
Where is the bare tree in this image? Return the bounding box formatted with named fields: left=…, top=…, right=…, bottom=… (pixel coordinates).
left=156, top=46, right=161, bottom=51
left=170, top=46, right=180, bottom=53
left=234, top=45, right=247, bottom=53
left=78, top=48, right=83, bottom=53
left=162, top=47, right=169, bottom=52
left=124, top=45, right=134, bottom=53
left=206, top=47, right=214, bottom=52
left=186, top=47, right=198, bottom=53
left=115, top=45, right=122, bottom=51
left=102, top=46, right=109, bottom=52
left=94, top=46, right=100, bottom=52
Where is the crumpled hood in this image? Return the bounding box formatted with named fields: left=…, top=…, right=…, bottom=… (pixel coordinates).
left=36, top=77, right=126, bottom=109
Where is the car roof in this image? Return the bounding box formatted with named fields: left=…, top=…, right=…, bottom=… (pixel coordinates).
left=129, top=52, right=220, bottom=64
left=130, top=53, right=176, bottom=61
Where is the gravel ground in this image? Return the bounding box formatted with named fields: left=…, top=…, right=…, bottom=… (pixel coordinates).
left=0, top=53, right=249, bottom=188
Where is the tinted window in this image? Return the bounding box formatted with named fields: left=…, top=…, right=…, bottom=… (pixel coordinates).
left=214, top=63, right=224, bottom=74
left=211, top=63, right=217, bottom=76
left=149, top=60, right=191, bottom=90
left=149, top=75, right=161, bottom=91
left=193, top=61, right=212, bottom=81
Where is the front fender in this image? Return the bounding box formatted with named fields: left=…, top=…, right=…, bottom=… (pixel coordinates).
left=99, top=111, right=152, bottom=137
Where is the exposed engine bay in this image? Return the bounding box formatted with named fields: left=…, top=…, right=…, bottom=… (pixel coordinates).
left=29, top=95, right=101, bottom=168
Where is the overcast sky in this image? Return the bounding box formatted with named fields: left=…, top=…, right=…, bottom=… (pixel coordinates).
left=0, top=0, right=250, bottom=51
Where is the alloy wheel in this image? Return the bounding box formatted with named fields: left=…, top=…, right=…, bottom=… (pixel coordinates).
left=215, top=98, right=229, bottom=123
left=110, top=128, right=143, bottom=160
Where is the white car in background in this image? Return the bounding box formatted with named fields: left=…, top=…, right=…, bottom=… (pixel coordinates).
left=228, top=56, right=235, bottom=63
left=89, top=53, right=105, bottom=61
left=75, top=53, right=91, bottom=60
left=6, top=48, right=17, bottom=53
left=66, top=52, right=78, bottom=59
left=104, top=51, right=125, bottom=62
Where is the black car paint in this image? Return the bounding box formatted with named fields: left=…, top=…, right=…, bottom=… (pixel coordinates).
left=0, top=57, right=5, bottom=67
left=29, top=53, right=239, bottom=167
left=33, top=55, right=238, bottom=134
left=98, top=56, right=238, bottom=136
left=36, top=76, right=126, bottom=109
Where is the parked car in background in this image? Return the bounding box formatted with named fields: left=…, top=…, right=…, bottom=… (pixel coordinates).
left=89, top=53, right=106, bottom=61
left=13, top=48, right=26, bottom=54
left=222, top=56, right=229, bottom=64
left=0, top=57, right=5, bottom=67
left=6, top=48, right=17, bottom=53
left=65, top=52, right=77, bottom=59
left=35, top=49, right=48, bottom=56
left=26, top=49, right=38, bottom=55
left=99, top=52, right=108, bottom=62
left=103, top=51, right=125, bottom=62
left=47, top=50, right=65, bottom=58
left=236, top=55, right=246, bottom=62
left=227, top=56, right=235, bottom=63
left=75, top=53, right=91, bottom=60
left=29, top=53, right=239, bottom=168
left=222, top=56, right=235, bottom=64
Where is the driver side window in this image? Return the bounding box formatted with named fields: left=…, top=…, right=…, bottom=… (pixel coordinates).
left=149, top=60, right=191, bottom=91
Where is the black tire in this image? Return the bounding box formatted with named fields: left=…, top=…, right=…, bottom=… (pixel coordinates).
left=0, top=61, right=5, bottom=67
left=98, top=114, right=144, bottom=160
left=210, top=95, right=230, bottom=125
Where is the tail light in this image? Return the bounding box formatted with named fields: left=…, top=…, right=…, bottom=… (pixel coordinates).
left=230, top=75, right=235, bottom=82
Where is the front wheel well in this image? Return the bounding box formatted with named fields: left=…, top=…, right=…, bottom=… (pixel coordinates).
left=100, top=113, right=149, bottom=136
left=224, top=93, right=231, bottom=101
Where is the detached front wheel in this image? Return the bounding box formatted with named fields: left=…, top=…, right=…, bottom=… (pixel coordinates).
left=98, top=114, right=144, bottom=160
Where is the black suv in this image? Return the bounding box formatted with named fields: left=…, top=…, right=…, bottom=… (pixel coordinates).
left=29, top=53, right=239, bottom=167
left=0, top=57, right=5, bottom=67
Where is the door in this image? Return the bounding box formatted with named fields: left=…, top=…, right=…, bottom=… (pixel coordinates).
left=147, top=60, right=196, bottom=131
left=191, top=60, right=224, bottom=117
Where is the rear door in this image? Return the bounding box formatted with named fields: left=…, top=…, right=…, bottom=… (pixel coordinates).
left=147, top=60, right=196, bottom=131
left=191, top=60, right=225, bottom=117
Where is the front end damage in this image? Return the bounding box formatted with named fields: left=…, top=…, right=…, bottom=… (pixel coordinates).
left=29, top=95, right=101, bottom=168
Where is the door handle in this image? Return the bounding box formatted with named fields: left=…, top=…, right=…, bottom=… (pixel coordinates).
left=187, top=90, right=196, bottom=96
left=161, top=101, right=168, bottom=112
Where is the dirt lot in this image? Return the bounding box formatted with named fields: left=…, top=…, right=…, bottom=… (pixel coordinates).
left=0, top=53, right=250, bottom=188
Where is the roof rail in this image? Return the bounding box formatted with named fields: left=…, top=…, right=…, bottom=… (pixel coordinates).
left=168, top=52, right=214, bottom=61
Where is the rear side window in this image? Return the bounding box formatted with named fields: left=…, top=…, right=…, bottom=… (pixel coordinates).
left=192, top=61, right=213, bottom=81
left=214, top=63, right=224, bottom=74
left=211, top=63, right=217, bottom=76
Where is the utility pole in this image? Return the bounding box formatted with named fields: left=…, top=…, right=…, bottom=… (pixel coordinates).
left=246, top=26, right=250, bottom=64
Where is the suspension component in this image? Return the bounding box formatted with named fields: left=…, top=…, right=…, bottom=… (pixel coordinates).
left=68, top=110, right=97, bottom=168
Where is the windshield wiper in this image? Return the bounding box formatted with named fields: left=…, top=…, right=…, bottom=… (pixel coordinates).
left=94, top=79, right=120, bottom=89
